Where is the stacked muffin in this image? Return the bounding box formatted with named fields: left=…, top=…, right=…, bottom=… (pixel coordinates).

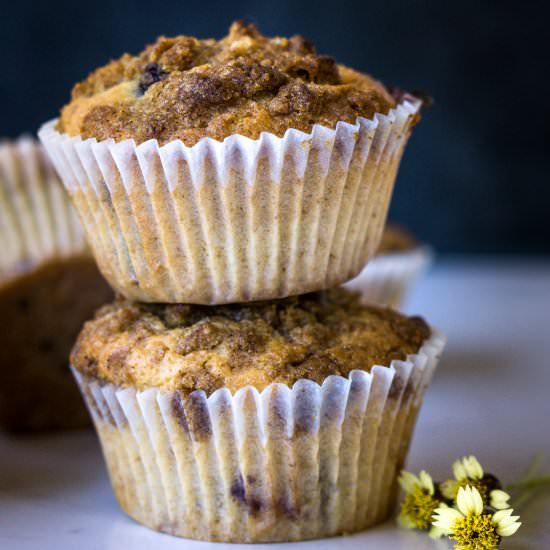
left=0, top=138, right=113, bottom=431
left=40, top=22, right=445, bottom=542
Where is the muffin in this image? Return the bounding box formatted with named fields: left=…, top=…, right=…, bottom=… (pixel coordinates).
left=0, top=138, right=113, bottom=431
left=71, top=288, right=445, bottom=542
left=345, top=225, right=432, bottom=308
left=40, top=21, right=422, bottom=304
left=376, top=224, right=419, bottom=255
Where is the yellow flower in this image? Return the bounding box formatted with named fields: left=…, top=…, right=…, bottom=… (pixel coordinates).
left=398, top=470, right=442, bottom=536
left=432, top=486, right=521, bottom=549
left=440, top=455, right=510, bottom=509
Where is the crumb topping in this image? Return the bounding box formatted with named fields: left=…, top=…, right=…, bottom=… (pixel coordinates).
left=71, top=288, right=430, bottom=394
left=58, top=21, right=398, bottom=146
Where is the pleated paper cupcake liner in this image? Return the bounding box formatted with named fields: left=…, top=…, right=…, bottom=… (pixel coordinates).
left=0, top=137, right=87, bottom=280
left=73, top=329, right=445, bottom=542
left=39, top=98, right=421, bottom=304
left=345, top=247, right=433, bottom=308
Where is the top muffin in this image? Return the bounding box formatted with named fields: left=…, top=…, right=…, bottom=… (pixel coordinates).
left=58, top=21, right=396, bottom=146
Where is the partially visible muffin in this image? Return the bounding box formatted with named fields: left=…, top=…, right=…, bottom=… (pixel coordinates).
left=0, top=138, right=112, bottom=431
left=58, top=21, right=397, bottom=146
left=376, top=225, right=418, bottom=256
left=72, top=288, right=430, bottom=394
left=0, top=257, right=112, bottom=431
left=345, top=224, right=432, bottom=308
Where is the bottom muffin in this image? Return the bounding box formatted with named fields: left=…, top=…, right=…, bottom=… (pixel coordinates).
left=346, top=225, right=432, bottom=308
left=71, top=289, right=445, bottom=542
left=0, top=255, right=113, bottom=431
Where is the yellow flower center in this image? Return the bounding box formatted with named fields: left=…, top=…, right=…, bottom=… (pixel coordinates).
left=456, top=478, right=490, bottom=502
left=400, top=489, right=439, bottom=530
left=451, top=513, right=500, bottom=550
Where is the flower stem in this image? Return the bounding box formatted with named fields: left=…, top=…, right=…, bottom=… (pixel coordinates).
left=524, top=452, right=546, bottom=479
left=507, top=475, right=550, bottom=491
left=507, top=453, right=549, bottom=509
left=512, top=490, right=534, bottom=511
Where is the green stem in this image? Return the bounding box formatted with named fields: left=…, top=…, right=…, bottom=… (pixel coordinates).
left=507, top=455, right=549, bottom=509
left=523, top=452, right=546, bottom=479
left=507, top=475, right=550, bottom=491
left=512, top=489, right=535, bottom=510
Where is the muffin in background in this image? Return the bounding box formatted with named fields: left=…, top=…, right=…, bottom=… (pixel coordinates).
left=72, top=288, right=444, bottom=542
left=40, top=21, right=422, bottom=305
left=0, top=138, right=113, bottom=432
left=345, top=225, right=432, bottom=308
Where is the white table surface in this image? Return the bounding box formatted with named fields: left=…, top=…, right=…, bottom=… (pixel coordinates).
left=1, top=259, right=549, bottom=549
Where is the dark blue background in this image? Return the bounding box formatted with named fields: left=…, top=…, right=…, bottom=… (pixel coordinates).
left=1, top=0, right=547, bottom=254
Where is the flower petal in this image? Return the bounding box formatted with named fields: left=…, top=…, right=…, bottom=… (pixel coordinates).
left=497, top=521, right=522, bottom=537
left=398, top=471, right=420, bottom=493
left=456, top=486, right=469, bottom=514
left=457, top=485, right=483, bottom=515
left=464, top=456, right=484, bottom=479
left=453, top=459, right=468, bottom=481
left=440, top=480, right=457, bottom=500
left=471, top=486, right=484, bottom=513
left=432, top=507, right=463, bottom=531
left=492, top=508, right=513, bottom=524
left=490, top=489, right=511, bottom=510
left=428, top=524, right=450, bottom=539
left=419, top=470, right=434, bottom=495
left=493, top=508, right=522, bottom=537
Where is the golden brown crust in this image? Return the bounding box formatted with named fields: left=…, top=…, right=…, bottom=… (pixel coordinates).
left=58, top=21, right=397, bottom=146
left=376, top=225, right=419, bottom=256
left=71, top=288, right=430, bottom=395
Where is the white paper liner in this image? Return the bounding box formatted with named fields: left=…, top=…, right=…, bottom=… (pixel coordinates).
left=0, top=137, right=87, bottom=281
left=345, top=247, right=433, bottom=308
left=73, top=330, right=445, bottom=542
left=39, top=99, right=421, bottom=304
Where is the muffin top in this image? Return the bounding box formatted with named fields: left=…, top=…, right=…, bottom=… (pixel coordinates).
left=376, top=225, right=418, bottom=256
left=57, top=21, right=398, bottom=146
left=72, top=289, right=430, bottom=395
